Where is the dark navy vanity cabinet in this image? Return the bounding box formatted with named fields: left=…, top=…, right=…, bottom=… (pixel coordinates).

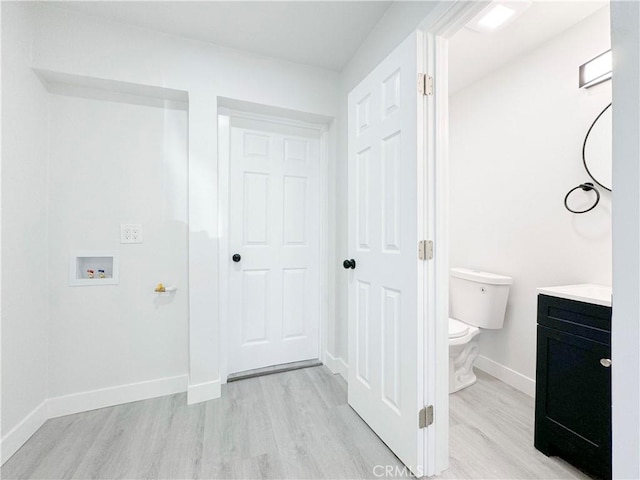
left=535, top=294, right=611, bottom=480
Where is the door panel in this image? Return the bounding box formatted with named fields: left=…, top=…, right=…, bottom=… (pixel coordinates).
left=241, top=270, right=269, bottom=344
left=382, top=287, right=401, bottom=411
left=356, top=147, right=372, bottom=250
left=283, top=176, right=307, bottom=245
left=282, top=268, right=306, bottom=339
left=356, top=280, right=372, bottom=386
left=535, top=324, right=611, bottom=478
left=228, top=119, right=321, bottom=374
left=347, top=31, right=425, bottom=474
left=243, top=172, right=269, bottom=245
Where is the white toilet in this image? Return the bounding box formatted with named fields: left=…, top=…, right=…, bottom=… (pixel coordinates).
left=449, top=267, right=512, bottom=394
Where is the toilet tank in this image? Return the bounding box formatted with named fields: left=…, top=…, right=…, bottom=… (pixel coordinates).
left=450, top=268, right=513, bottom=329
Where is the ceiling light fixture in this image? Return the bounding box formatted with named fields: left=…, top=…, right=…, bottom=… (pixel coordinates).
left=579, top=50, right=612, bottom=89
left=466, top=0, right=532, bottom=33
left=478, top=4, right=516, bottom=30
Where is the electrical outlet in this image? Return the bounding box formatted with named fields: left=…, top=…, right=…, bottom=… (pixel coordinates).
left=120, top=224, right=143, bottom=244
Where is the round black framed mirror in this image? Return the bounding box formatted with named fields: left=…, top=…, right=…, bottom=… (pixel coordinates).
left=582, top=103, right=612, bottom=192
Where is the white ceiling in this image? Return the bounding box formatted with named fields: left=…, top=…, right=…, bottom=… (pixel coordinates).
left=50, top=1, right=393, bottom=72
left=449, top=1, right=608, bottom=94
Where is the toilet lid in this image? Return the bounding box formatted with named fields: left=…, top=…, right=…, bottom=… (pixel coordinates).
left=449, top=318, right=471, bottom=339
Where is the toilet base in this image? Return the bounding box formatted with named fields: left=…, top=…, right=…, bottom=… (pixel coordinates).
left=449, top=338, right=480, bottom=394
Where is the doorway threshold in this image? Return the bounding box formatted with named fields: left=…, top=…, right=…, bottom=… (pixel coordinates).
left=227, top=359, right=322, bottom=382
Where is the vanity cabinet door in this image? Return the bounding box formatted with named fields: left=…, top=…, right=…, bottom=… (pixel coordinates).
left=535, top=325, right=611, bottom=479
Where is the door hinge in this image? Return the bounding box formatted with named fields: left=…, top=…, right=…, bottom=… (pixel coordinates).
left=418, top=240, right=434, bottom=261
left=419, top=405, right=434, bottom=428
left=418, top=74, right=433, bottom=96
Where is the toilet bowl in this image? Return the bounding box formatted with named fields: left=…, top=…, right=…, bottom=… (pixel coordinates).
left=448, top=318, right=481, bottom=393
left=448, top=268, right=512, bottom=394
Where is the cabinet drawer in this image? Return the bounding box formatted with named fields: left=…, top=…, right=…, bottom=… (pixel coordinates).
left=538, top=294, right=611, bottom=344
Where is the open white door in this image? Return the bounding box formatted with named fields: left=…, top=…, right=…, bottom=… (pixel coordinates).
left=347, top=31, right=429, bottom=475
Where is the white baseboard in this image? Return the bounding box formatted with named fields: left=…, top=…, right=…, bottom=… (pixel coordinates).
left=1, top=400, right=49, bottom=465
left=475, top=355, right=535, bottom=397
left=2, top=375, right=188, bottom=465
left=48, top=375, right=188, bottom=419
left=324, top=351, right=349, bottom=382
left=187, top=379, right=221, bottom=404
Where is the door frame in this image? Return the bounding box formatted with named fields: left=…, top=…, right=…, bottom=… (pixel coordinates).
left=426, top=5, right=640, bottom=478
left=414, top=1, right=490, bottom=476
left=217, top=106, right=331, bottom=383
left=417, top=0, right=630, bottom=477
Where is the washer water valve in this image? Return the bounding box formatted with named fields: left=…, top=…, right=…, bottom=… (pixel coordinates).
left=154, top=283, right=177, bottom=296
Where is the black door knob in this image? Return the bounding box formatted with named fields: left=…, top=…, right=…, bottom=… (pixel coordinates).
left=232, top=254, right=241, bottom=263
left=343, top=259, right=356, bottom=269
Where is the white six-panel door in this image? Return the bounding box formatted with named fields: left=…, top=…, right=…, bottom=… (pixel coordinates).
left=228, top=118, right=321, bottom=374
left=347, top=32, right=427, bottom=474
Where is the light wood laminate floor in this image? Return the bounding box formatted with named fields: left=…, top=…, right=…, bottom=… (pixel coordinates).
left=2, top=367, right=590, bottom=479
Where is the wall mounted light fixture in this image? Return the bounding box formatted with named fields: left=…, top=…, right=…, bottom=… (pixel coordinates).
left=579, top=50, right=612, bottom=89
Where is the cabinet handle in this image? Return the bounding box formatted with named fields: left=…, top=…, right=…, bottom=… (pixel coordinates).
left=600, top=358, right=612, bottom=368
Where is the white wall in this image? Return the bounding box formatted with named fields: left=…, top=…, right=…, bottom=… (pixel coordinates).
left=1, top=0, right=341, bottom=462
left=2, top=0, right=444, bottom=419
left=1, top=0, right=433, bottom=458
left=1, top=1, right=50, bottom=442
left=611, top=2, right=640, bottom=477
left=46, top=93, right=188, bottom=399
left=449, top=7, right=612, bottom=391
left=28, top=4, right=340, bottom=403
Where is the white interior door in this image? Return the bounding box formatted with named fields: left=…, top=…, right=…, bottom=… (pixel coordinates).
left=228, top=117, right=321, bottom=374
left=347, top=31, right=427, bottom=474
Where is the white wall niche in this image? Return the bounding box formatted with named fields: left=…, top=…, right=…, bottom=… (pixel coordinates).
left=69, top=250, right=120, bottom=286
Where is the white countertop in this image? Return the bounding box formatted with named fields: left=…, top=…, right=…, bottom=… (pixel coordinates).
left=537, top=284, right=612, bottom=307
